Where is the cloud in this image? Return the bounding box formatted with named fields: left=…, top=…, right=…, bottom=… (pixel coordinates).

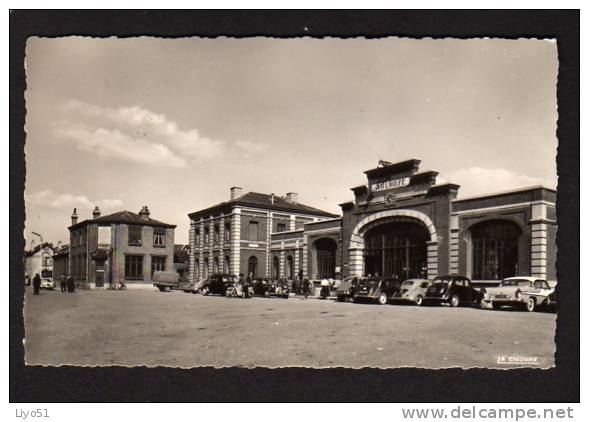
left=56, top=100, right=224, bottom=167
left=26, top=190, right=123, bottom=211
left=445, top=167, right=557, bottom=197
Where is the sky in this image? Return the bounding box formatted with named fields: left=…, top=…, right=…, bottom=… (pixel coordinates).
left=24, top=37, right=558, bottom=246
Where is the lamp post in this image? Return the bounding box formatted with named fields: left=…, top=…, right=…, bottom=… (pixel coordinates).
left=31, top=232, right=46, bottom=276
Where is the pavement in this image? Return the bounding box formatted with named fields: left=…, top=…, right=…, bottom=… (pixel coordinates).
left=23, top=287, right=556, bottom=369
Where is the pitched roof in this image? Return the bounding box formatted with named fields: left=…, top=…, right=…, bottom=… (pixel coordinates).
left=69, top=210, right=176, bottom=230
left=24, top=242, right=55, bottom=257
left=188, top=191, right=339, bottom=219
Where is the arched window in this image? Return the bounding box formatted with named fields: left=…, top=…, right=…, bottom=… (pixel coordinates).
left=363, top=221, right=428, bottom=279
left=247, top=256, right=258, bottom=278
left=213, top=256, right=219, bottom=274
left=471, top=220, right=521, bottom=280
left=272, top=256, right=280, bottom=279
left=314, top=238, right=338, bottom=279
left=286, top=256, right=294, bottom=280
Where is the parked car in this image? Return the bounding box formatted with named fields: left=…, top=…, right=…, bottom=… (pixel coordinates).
left=267, top=278, right=290, bottom=298
left=504, top=278, right=555, bottom=312
left=335, top=277, right=360, bottom=302
left=200, top=274, right=239, bottom=296
left=153, top=271, right=180, bottom=292
left=353, top=277, right=403, bottom=305
left=40, top=278, right=55, bottom=290
left=389, top=279, right=431, bottom=306
left=480, top=277, right=552, bottom=310
left=423, top=275, right=482, bottom=307
left=252, top=278, right=273, bottom=296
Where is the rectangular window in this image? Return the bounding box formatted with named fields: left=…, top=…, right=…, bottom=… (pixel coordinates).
left=195, top=229, right=200, bottom=246
left=128, top=225, right=142, bottom=246
left=248, top=221, right=259, bottom=241
left=213, top=224, right=220, bottom=243
left=125, top=255, right=144, bottom=280
left=224, top=223, right=231, bottom=241
left=277, top=223, right=286, bottom=233
left=204, top=227, right=210, bottom=244
left=153, top=227, right=166, bottom=247
left=151, top=256, right=167, bottom=275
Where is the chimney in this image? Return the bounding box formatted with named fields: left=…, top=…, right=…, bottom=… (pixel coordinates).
left=285, top=192, right=298, bottom=203
left=270, top=193, right=275, bottom=204
left=92, top=206, right=101, bottom=219
left=138, top=206, right=150, bottom=221
left=230, top=186, right=242, bottom=200
left=71, top=208, right=78, bottom=226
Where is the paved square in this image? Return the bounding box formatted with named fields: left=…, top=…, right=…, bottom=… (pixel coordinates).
left=24, top=288, right=556, bottom=368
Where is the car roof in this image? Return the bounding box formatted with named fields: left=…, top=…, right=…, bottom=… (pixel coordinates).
left=503, top=277, right=546, bottom=282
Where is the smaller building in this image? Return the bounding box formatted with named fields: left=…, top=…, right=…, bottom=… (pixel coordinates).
left=52, top=244, right=69, bottom=283
left=24, top=242, right=55, bottom=285
left=68, top=206, right=176, bottom=288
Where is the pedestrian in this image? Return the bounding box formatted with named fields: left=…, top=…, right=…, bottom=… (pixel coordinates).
left=32, top=273, right=41, bottom=295
left=67, top=275, right=75, bottom=293
left=292, top=277, right=300, bottom=296
left=302, top=277, right=311, bottom=299
left=60, top=274, right=67, bottom=293
left=243, top=273, right=252, bottom=298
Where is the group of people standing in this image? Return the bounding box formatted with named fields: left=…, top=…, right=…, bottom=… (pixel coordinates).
left=60, top=275, right=76, bottom=293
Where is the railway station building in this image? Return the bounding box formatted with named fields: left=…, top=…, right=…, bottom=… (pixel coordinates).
left=188, top=159, right=557, bottom=285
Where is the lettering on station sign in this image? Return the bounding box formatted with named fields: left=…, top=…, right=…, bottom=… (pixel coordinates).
left=371, top=177, right=410, bottom=192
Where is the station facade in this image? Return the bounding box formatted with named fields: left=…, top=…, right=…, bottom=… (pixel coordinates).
left=189, top=159, right=557, bottom=285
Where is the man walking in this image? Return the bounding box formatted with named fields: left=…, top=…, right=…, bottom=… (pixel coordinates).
left=32, top=273, right=41, bottom=295
left=243, top=273, right=252, bottom=298
left=66, top=275, right=75, bottom=293
left=60, top=274, right=67, bottom=292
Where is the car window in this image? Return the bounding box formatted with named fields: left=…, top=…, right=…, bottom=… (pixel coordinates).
left=534, top=280, right=550, bottom=289
left=454, top=279, right=464, bottom=287
left=420, top=282, right=429, bottom=288
left=402, top=281, right=414, bottom=286
left=433, top=279, right=449, bottom=285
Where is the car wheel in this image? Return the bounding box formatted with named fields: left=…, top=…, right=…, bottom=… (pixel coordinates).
left=415, top=295, right=424, bottom=306
left=526, top=297, right=536, bottom=312
left=336, top=295, right=345, bottom=302
left=158, top=286, right=165, bottom=292
left=450, top=294, right=460, bottom=308
left=377, top=293, right=388, bottom=305
left=201, top=286, right=209, bottom=296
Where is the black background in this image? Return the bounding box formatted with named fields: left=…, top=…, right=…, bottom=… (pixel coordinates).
left=9, top=10, right=580, bottom=403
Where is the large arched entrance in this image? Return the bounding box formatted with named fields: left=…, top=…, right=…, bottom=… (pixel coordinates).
left=313, top=238, right=337, bottom=279
left=363, top=221, right=429, bottom=279
left=469, top=219, right=522, bottom=280
left=348, top=209, right=438, bottom=279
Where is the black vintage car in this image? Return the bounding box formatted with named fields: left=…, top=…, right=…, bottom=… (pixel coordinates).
left=423, top=275, right=482, bottom=307
left=252, top=278, right=273, bottom=296
left=200, top=274, right=239, bottom=296
left=353, top=277, right=403, bottom=305
left=335, top=277, right=360, bottom=302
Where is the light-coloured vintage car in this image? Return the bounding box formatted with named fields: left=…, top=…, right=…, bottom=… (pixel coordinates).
left=520, top=281, right=557, bottom=312
left=481, top=277, right=553, bottom=311
left=389, top=279, right=431, bottom=306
